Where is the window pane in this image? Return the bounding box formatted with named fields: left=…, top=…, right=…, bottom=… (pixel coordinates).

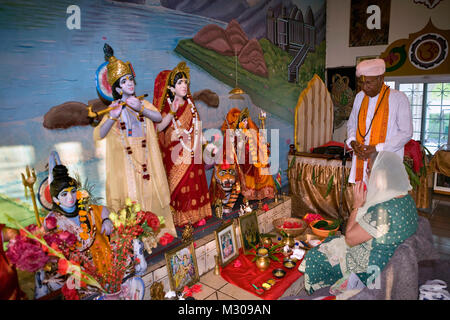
left=385, top=81, right=395, bottom=88
left=413, top=132, right=421, bottom=141
left=427, top=83, right=443, bottom=92
left=411, top=91, right=423, bottom=105
left=399, top=84, right=413, bottom=91
left=426, top=105, right=442, bottom=116
left=411, top=105, right=422, bottom=118
left=427, top=92, right=442, bottom=105
left=400, top=83, right=423, bottom=91
left=412, top=118, right=422, bottom=131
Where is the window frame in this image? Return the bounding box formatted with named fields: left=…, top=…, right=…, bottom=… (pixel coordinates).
left=384, top=75, right=450, bottom=153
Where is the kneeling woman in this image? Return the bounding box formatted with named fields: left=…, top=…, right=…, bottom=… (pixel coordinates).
left=299, top=151, right=418, bottom=294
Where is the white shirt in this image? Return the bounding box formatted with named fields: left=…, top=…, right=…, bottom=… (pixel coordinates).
left=346, top=88, right=413, bottom=183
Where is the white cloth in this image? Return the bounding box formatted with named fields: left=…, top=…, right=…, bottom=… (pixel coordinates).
left=419, top=280, right=450, bottom=300
left=356, top=58, right=385, bottom=77
left=346, top=89, right=413, bottom=183
left=355, top=151, right=412, bottom=222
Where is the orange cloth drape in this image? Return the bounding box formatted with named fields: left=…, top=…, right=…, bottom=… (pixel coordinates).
left=0, top=224, right=26, bottom=300
left=89, top=205, right=112, bottom=276
left=355, top=84, right=390, bottom=181
left=220, top=108, right=276, bottom=200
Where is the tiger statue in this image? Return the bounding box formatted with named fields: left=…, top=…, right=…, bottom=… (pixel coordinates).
left=210, top=162, right=240, bottom=214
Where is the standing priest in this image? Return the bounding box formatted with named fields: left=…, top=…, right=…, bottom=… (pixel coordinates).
left=346, top=58, right=413, bottom=183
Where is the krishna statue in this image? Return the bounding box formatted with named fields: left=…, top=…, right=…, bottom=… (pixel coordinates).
left=93, top=44, right=176, bottom=239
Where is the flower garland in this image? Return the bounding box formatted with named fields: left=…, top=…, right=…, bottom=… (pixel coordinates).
left=117, top=107, right=151, bottom=180
left=168, top=98, right=199, bottom=158
left=76, top=190, right=97, bottom=249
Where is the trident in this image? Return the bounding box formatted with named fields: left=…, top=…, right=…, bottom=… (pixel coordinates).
left=21, top=166, right=41, bottom=227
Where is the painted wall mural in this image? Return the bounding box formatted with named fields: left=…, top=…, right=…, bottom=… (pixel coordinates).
left=0, top=0, right=325, bottom=225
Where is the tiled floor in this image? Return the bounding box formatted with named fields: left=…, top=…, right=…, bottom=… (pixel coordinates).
left=418, top=192, right=450, bottom=261
left=192, top=269, right=263, bottom=300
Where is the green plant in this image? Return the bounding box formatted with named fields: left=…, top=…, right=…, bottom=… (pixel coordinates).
left=247, top=243, right=283, bottom=262
left=312, top=219, right=341, bottom=230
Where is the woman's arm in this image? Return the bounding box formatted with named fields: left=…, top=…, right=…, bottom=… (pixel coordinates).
left=156, top=113, right=173, bottom=132
left=345, top=181, right=372, bottom=247
left=156, top=98, right=180, bottom=132
left=345, top=211, right=372, bottom=247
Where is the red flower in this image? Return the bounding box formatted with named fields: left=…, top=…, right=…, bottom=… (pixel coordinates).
left=61, top=283, right=80, bottom=300
left=145, top=212, right=160, bottom=231
left=58, top=258, right=69, bottom=275
left=183, top=284, right=202, bottom=297
left=262, top=204, right=269, bottom=212
left=45, top=216, right=57, bottom=230
left=303, top=213, right=324, bottom=225
left=159, top=233, right=174, bottom=246
left=282, top=221, right=303, bottom=229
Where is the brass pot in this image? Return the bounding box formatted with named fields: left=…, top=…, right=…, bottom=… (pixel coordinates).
left=281, top=235, right=296, bottom=248
left=262, top=236, right=273, bottom=247
left=255, top=256, right=270, bottom=271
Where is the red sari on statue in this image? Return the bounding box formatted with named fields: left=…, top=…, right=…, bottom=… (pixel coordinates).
left=153, top=66, right=212, bottom=227
left=0, top=224, right=26, bottom=300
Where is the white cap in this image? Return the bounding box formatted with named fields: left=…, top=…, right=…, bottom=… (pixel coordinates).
left=356, top=58, right=386, bottom=77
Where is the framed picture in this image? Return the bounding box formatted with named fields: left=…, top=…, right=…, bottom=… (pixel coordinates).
left=433, top=172, right=450, bottom=196
left=326, top=67, right=356, bottom=129
left=349, top=0, right=391, bottom=47
left=214, top=221, right=239, bottom=267
left=238, top=211, right=260, bottom=254
left=355, top=55, right=379, bottom=66
left=164, top=241, right=199, bottom=293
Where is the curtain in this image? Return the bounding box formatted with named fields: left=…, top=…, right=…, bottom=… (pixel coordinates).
left=288, top=155, right=353, bottom=221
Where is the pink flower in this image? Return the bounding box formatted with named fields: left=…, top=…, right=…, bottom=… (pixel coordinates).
left=197, top=219, right=206, bottom=226
left=233, top=259, right=242, bottom=268
left=6, top=235, right=49, bottom=272
left=59, top=231, right=77, bottom=247
left=45, top=216, right=57, bottom=230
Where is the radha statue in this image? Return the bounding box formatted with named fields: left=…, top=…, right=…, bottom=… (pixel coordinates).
left=153, top=62, right=212, bottom=227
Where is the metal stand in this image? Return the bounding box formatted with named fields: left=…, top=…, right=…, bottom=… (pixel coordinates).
left=338, top=144, right=351, bottom=232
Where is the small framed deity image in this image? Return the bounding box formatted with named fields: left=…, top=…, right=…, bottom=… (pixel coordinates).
left=214, top=220, right=239, bottom=267
left=238, top=211, right=260, bottom=255
left=164, top=241, right=199, bottom=293
left=434, top=172, right=450, bottom=196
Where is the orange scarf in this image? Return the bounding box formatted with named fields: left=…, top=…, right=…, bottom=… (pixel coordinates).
left=355, top=84, right=390, bottom=181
